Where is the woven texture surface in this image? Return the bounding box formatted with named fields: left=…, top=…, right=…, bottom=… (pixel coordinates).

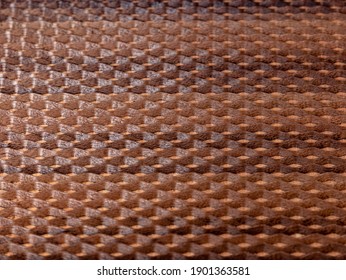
left=0, top=0, right=345, bottom=259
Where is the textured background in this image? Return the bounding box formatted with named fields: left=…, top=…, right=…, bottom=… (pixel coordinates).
left=0, top=0, right=345, bottom=259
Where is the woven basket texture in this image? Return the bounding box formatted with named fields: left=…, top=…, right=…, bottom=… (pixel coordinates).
left=0, top=0, right=345, bottom=259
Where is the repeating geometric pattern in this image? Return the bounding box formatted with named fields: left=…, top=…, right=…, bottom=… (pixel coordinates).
left=0, top=0, right=345, bottom=259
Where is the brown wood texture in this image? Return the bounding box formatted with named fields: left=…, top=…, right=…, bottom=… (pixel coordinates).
left=0, top=0, right=345, bottom=259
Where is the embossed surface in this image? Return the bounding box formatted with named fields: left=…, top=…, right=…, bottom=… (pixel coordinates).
left=0, top=1, right=345, bottom=259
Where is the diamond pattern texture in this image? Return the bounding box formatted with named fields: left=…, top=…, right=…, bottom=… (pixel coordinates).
left=0, top=0, right=345, bottom=259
